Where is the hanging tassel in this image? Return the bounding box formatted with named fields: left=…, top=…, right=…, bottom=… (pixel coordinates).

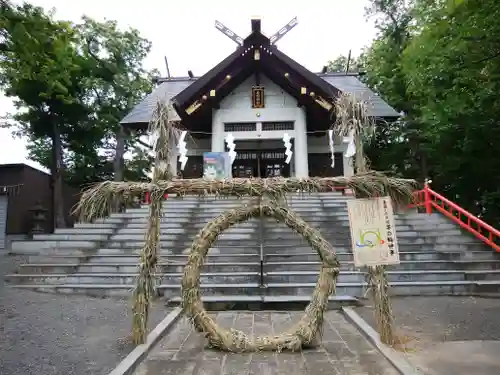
left=283, top=133, right=293, bottom=164
left=177, top=130, right=188, bottom=170
left=225, top=133, right=237, bottom=164
left=328, top=130, right=335, bottom=168
left=345, top=129, right=356, bottom=158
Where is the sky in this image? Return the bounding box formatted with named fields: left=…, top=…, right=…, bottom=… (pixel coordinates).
left=0, top=0, right=378, bottom=171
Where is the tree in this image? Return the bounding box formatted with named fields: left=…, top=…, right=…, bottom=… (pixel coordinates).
left=76, top=16, right=158, bottom=185
left=0, top=1, right=94, bottom=227
left=326, top=55, right=363, bottom=73
left=1, top=2, right=157, bottom=227
left=401, top=0, right=500, bottom=221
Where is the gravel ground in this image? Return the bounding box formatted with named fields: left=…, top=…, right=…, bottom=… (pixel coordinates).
left=0, top=254, right=171, bottom=375
left=357, top=296, right=500, bottom=344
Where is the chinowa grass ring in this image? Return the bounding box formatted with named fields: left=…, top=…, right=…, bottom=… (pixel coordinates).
left=181, top=202, right=340, bottom=352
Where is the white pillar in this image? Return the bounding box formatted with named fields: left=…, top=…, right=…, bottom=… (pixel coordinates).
left=294, top=107, right=309, bottom=178
left=167, top=135, right=178, bottom=177
left=343, top=155, right=354, bottom=177
left=211, top=110, right=224, bottom=152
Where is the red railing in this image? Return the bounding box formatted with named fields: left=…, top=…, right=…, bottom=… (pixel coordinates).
left=413, top=182, right=500, bottom=252
left=143, top=192, right=168, bottom=204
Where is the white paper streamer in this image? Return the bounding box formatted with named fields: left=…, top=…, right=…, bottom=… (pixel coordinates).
left=328, top=129, right=335, bottom=168
left=345, top=129, right=356, bottom=158
left=225, top=133, right=236, bottom=164
left=177, top=130, right=188, bottom=170
left=283, top=133, right=293, bottom=164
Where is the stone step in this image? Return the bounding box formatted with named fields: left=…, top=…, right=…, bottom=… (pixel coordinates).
left=25, top=250, right=496, bottom=266
left=261, top=237, right=479, bottom=246
left=265, top=280, right=500, bottom=297
left=265, top=270, right=500, bottom=283
left=264, top=259, right=500, bottom=272
left=15, top=258, right=500, bottom=275
left=29, top=228, right=466, bottom=241
left=92, top=214, right=446, bottom=224
left=166, top=295, right=361, bottom=308
left=5, top=272, right=262, bottom=285
left=10, top=241, right=97, bottom=253
left=20, top=261, right=262, bottom=274
left=9, top=269, right=500, bottom=287
left=70, top=221, right=460, bottom=233
left=264, top=251, right=497, bottom=263
left=7, top=283, right=263, bottom=298
left=114, top=227, right=258, bottom=235
left=8, top=280, right=500, bottom=298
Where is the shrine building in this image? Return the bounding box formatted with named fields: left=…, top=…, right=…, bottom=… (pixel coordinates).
left=120, top=17, right=399, bottom=179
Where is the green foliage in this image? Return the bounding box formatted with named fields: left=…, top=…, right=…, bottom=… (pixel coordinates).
left=341, top=0, right=500, bottom=224
left=0, top=1, right=155, bottom=190
left=326, top=55, right=363, bottom=73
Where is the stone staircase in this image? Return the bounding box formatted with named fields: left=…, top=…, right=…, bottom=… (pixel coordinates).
left=5, top=192, right=500, bottom=303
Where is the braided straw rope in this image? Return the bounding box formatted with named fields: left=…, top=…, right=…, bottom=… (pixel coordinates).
left=181, top=201, right=340, bottom=352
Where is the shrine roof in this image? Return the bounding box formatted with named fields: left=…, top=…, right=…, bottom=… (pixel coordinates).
left=120, top=73, right=399, bottom=129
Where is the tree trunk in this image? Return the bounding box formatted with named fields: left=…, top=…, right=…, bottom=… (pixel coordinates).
left=114, top=126, right=126, bottom=182
left=51, top=124, right=67, bottom=229
left=113, top=126, right=126, bottom=212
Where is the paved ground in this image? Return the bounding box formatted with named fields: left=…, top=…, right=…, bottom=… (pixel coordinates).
left=133, top=311, right=399, bottom=375
left=357, top=296, right=500, bottom=375
left=0, top=254, right=170, bottom=375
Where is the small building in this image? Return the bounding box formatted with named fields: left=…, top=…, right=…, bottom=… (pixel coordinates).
left=0, top=163, right=80, bottom=249
left=121, top=18, right=398, bottom=179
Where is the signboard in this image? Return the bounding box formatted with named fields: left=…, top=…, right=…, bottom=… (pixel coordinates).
left=251, top=86, right=265, bottom=108
left=203, top=152, right=232, bottom=180
left=347, top=197, right=400, bottom=267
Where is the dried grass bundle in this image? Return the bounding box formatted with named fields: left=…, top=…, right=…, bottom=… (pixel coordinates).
left=333, top=92, right=396, bottom=345
left=73, top=173, right=417, bottom=223
left=182, top=202, right=340, bottom=352
left=131, top=100, right=182, bottom=344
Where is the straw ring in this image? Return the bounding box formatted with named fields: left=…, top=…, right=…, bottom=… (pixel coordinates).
left=181, top=201, right=341, bottom=352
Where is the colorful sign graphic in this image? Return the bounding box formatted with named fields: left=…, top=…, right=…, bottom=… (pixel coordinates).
left=203, top=152, right=232, bottom=180
left=355, top=228, right=385, bottom=248
left=347, top=197, right=400, bottom=267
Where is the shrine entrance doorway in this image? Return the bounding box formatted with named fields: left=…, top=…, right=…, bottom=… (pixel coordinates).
left=232, top=150, right=291, bottom=178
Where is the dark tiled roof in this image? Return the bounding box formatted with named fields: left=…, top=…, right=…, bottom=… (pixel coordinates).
left=318, top=73, right=400, bottom=118
left=120, top=73, right=398, bottom=126
left=120, top=78, right=194, bottom=125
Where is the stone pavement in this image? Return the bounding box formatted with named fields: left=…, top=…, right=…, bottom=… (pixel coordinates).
left=357, top=296, right=500, bottom=375
left=133, top=311, right=399, bottom=375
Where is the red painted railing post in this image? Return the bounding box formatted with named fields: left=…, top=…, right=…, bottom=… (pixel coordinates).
left=424, top=179, right=432, bottom=215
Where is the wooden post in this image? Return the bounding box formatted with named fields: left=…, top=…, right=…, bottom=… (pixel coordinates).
left=424, top=178, right=432, bottom=215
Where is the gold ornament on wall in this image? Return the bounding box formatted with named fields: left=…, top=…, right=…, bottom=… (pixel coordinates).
left=252, top=86, right=265, bottom=108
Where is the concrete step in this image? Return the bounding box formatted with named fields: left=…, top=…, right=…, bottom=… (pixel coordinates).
left=5, top=272, right=261, bottom=285
left=89, top=214, right=447, bottom=225
left=266, top=280, right=500, bottom=296
left=8, top=280, right=499, bottom=298
left=265, top=270, right=500, bottom=283
left=265, top=251, right=498, bottom=263
left=10, top=240, right=97, bottom=253
left=113, top=227, right=258, bottom=235
left=9, top=269, right=500, bottom=287
left=17, top=262, right=263, bottom=274
left=25, top=250, right=495, bottom=266
left=264, top=243, right=489, bottom=252
left=15, top=257, right=500, bottom=276
left=264, top=259, right=500, bottom=272
left=7, top=283, right=263, bottom=298
left=54, top=227, right=118, bottom=235
left=166, top=295, right=361, bottom=309
left=27, top=229, right=466, bottom=242
left=261, top=237, right=481, bottom=246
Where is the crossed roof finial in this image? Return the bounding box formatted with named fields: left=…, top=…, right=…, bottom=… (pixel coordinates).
left=214, top=17, right=298, bottom=47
